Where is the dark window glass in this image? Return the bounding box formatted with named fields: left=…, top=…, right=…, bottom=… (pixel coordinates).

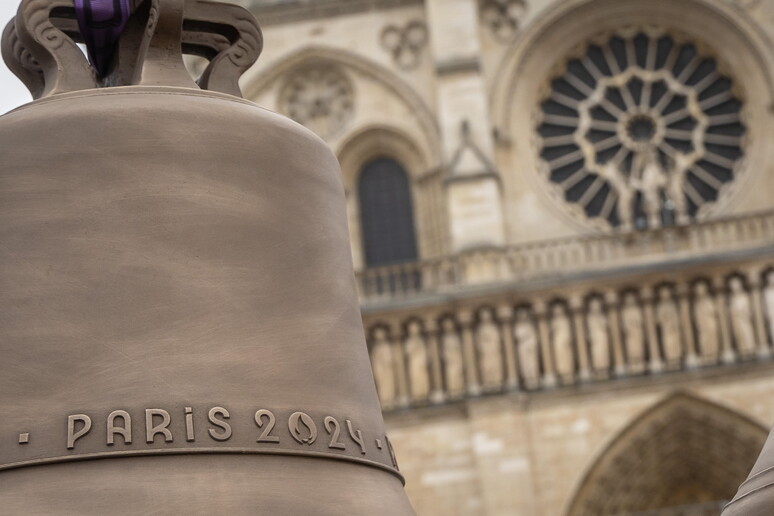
left=358, top=158, right=418, bottom=267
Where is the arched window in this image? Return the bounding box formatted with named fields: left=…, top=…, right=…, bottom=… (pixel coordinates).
left=358, top=158, right=418, bottom=267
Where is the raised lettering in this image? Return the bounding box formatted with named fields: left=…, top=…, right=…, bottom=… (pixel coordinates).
left=324, top=416, right=345, bottom=450
left=254, top=409, right=279, bottom=443
left=107, top=410, right=132, bottom=445
left=346, top=419, right=366, bottom=455
left=145, top=409, right=173, bottom=444
left=386, top=436, right=399, bottom=470
left=185, top=407, right=195, bottom=442
left=208, top=407, right=232, bottom=441
left=67, top=414, right=92, bottom=450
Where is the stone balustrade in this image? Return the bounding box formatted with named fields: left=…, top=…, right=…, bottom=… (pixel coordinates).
left=356, top=209, right=774, bottom=304
left=364, top=257, right=774, bottom=410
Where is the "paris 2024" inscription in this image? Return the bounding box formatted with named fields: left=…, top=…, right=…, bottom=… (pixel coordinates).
left=5, top=406, right=401, bottom=478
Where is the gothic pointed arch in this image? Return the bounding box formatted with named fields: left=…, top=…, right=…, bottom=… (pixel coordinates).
left=566, top=391, right=767, bottom=516
left=241, top=44, right=441, bottom=165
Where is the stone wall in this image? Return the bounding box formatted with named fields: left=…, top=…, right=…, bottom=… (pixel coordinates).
left=387, top=368, right=774, bottom=515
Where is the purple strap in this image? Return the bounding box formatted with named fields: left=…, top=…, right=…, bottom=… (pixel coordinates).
left=74, top=0, right=132, bottom=76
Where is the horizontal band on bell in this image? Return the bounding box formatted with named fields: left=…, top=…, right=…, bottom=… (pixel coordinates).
left=737, top=464, right=774, bottom=489
left=723, top=480, right=774, bottom=512
left=0, top=447, right=405, bottom=485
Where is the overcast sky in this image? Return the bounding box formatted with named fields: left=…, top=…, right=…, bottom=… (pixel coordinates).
left=0, top=4, right=34, bottom=115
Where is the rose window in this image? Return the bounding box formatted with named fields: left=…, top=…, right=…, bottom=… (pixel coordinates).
left=280, top=65, right=354, bottom=140
left=536, top=30, right=745, bottom=229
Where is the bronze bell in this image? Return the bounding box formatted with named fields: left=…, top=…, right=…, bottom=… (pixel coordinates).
left=0, top=1, right=414, bottom=513
left=723, top=427, right=774, bottom=515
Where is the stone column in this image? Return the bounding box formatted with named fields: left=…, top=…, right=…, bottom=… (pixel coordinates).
left=642, top=289, right=664, bottom=374
left=745, top=267, right=772, bottom=359
left=714, top=277, right=736, bottom=364
left=534, top=300, right=557, bottom=388
left=677, top=283, right=699, bottom=369
left=605, top=290, right=627, bottom=377
left=569, top=295, right=592, bottom=381
left=425, top=0, right=505, bottom=253
left=389, top=322, right=410, bottom=407
left=424, top=315, right=446, bottom=403
left=497, top=304, right=519, bottom=389
left=459, top=309, right=481, bottom=395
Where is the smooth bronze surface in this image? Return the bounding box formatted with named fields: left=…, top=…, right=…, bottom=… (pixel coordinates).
left=723, top=426, right=774, bottom=515
left=0, top=1, right=414, bottom=514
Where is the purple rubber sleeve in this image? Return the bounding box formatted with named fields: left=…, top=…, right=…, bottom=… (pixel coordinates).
left=74, top=0, right=132, bottom=76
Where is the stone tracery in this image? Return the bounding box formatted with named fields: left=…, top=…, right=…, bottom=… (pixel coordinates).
left=536, top=29, right=746, bottom=229
left=479, top=0, right=527, bottom=43
left=565, top=393, right=767, bottom=516
left=380, top=20, right=428, bottom=70
left=279, top=64, right=354, bottom=140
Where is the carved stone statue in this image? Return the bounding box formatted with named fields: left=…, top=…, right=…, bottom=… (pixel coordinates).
left=599, top=160, right=634, bottom=230
left=405, top=321, right=430, bottom=401
left=693, top=281, right=720, bottom=363
left=656, top=287, right=682, bottom=367
left=667, top=152, right=692, bottom=224
left=514, top=308, right=540, bottom=389
left=765, top=270, right=774, bottom=348
left=729, top=277, right=756, bottom=357
left=550, top=303, right=575, bottom=383
left=371, top=328, right=396, bottom=406
left=441, top=319, right=465, bottom=397
left=587, top=298, right=611, bottom=377
left=477, top=308, right=504, bottom=389
left=631, top=146, right=668, bottom=228
left=621, top=292, right=646, bottom=373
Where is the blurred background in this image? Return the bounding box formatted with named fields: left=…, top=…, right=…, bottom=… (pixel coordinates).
left=4, top=0, right=774, bottom=514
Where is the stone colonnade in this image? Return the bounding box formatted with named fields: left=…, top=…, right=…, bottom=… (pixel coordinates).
left=367, top=265, right=774, bottom=409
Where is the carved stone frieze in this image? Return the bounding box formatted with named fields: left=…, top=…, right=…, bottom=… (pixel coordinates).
left=365, top=261, right=774, bottom=409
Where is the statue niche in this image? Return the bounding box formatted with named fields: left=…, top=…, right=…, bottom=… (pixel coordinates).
left=514, top=308, right=540, bottom=390
left=405, top=321, right=430, bottom=402
left=441, top=318, right=465, bottom=398
left=370, top=328, right=397, bottom=408
left=692, top=281, right=720, bottom=364
left=550, top=303, right=575, bottom=384
left=477, top=308, right=504, bottom=390
left=655, top=286, right=682, bottom=368
left=586, top=297, right=611, bottom=378
left=764, top=270, right=774, bottom=348
left=729, top=277, right=756, bottom=358
left=621, top=292, right=646, bottom=374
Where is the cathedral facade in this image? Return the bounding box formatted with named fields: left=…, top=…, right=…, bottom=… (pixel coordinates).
left=236, top=0, right=774, bottom=514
